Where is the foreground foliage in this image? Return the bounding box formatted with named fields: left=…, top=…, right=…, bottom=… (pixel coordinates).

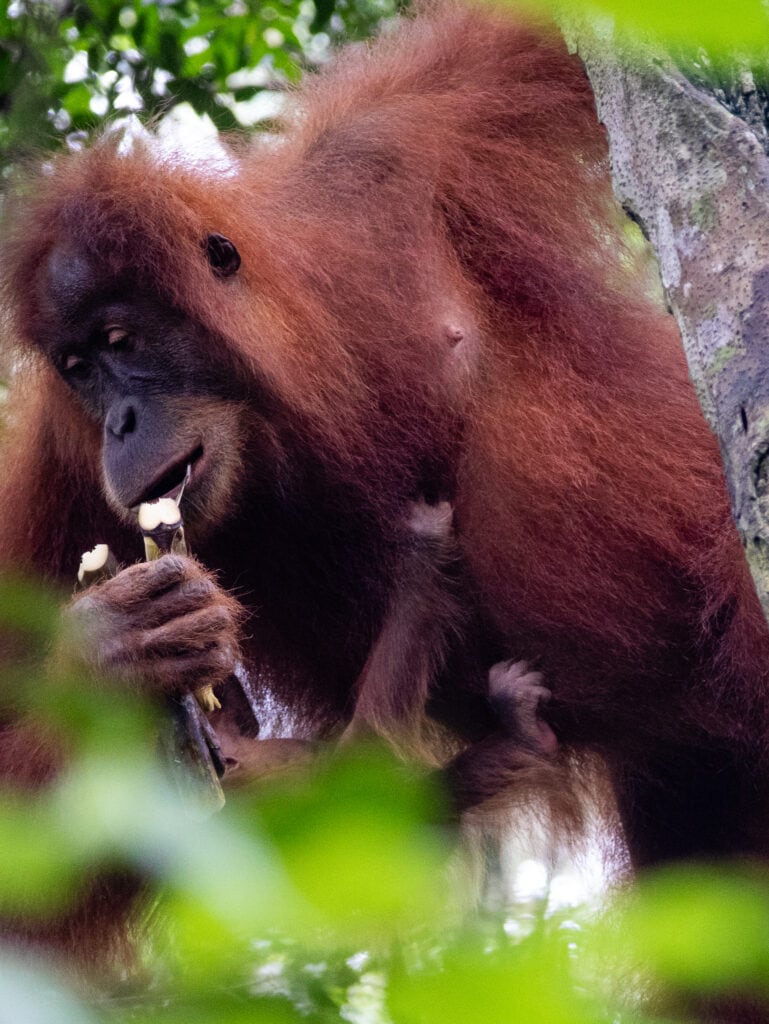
left=3, top=1, right=769, bottom=1020
left=1, top=577, right=769, bottom=1023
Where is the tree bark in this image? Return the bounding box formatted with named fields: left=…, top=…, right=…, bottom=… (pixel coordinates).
left=577, top=28, right=769, bottom=619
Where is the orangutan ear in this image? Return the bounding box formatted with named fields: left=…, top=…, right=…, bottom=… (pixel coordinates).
left=204, top=233, right=241, bottom=278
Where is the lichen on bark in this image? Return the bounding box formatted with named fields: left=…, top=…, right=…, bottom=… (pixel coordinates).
left=575, top=25, right=769, bottom=617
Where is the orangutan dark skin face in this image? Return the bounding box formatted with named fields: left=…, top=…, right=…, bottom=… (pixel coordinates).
left=37, top=238, right=246, bottom=529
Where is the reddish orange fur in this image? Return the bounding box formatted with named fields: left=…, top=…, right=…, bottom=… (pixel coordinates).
left=1, top=0, right=769, bottom=971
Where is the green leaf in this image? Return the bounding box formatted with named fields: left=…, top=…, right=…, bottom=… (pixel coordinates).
left=244, top=744, right=451, bottom=934
left=529, top=0, right=769, bottom=53
left=0, top=575, right=60, bottom=645
left=311, top=0, right=336, bottom=33
left=617, top=866, right=769, bottom=992
left=389, top=931, right=605, bottom=1024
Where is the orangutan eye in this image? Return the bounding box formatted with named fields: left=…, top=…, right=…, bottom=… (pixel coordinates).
left=64, top=352, right=87, bottom=374
left=104, top=325, right=131, bottom=348
left=205, top=233, right=241, bottom=278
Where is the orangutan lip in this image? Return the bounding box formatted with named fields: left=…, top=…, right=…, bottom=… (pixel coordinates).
left=129, top=445, right=204, bottom=509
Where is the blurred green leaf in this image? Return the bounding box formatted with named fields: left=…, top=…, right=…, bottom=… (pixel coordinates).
left=390, top=930, right=607, bottom=1024
left=122, top=992, right=303, bottom=1024
left=618, top=0, right=768, bottom=50
left=0, top=575, right=61, bottom=645
left=0, top=791, right=83, bottom=915
left=617, top=866, right=769, bottom=993
left=530, top=0, right=769, bottom=53
left=247, top=744, right=450, bottom=933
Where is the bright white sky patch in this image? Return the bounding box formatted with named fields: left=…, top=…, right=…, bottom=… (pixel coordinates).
left=228, top=89, right=285, bottom=127
left=183, top=35, right=210, bottom=56
left=263, top=27, right=285, bottom=48
left=63, top=50, right=89, bottom=84
left=89, top=95, right=109, bottom=117
left=155, top=103, right=239, bottom=175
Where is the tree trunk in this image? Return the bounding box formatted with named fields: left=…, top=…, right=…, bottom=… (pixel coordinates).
left=576, top=27, right=769, bottom=620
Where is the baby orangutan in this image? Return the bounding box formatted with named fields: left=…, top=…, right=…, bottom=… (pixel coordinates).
left=212, top=495, right=559, bottom=818
left=344, top=496, right=560, bottom=817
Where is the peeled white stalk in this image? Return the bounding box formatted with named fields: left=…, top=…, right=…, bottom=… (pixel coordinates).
left=77, top=543, right=116, bottom=589
left=138, top=497, right=221, bottom=713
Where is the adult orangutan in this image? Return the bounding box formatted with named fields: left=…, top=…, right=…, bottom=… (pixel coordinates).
left=1, top=0, right=768, bottom=971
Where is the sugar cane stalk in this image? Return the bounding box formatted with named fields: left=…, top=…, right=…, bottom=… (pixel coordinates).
left=77, top=505, right=226, bottom=813
left=136, top=497, right=225, bottom=812
left=77, top=543, right=117, bottom=589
